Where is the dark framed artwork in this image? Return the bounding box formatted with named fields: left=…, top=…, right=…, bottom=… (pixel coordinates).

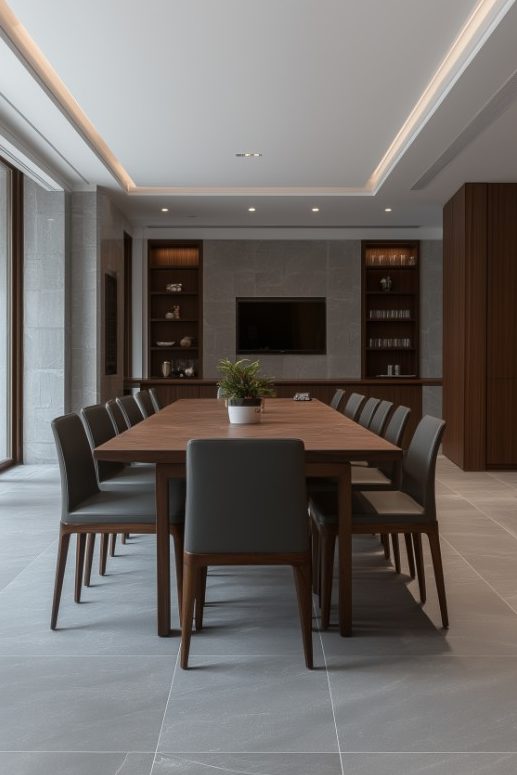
left=104, top=273, right=118, bottom=376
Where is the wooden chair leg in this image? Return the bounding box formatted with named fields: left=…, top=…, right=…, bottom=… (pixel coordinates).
left=121, top=533, right=129, bottom=545
left=99, top=533, right=109, bottom=576
left=404, top=533, right=416, bottom=578
left=412, top=532, right=426, bottom=604
left=391, top=533, right=401, bottom=574
left=74, top=534, right=86, bottom=603
left=172, top=526, right=185, bottom=623
left=311, top=521, right=320, bottom=595
left=51, top=530, right=71, bottom=630
left=84, top=533, right=96, bottom=587
left=320, top=527, right=336, bottom=630
left=293, top=560, right=314, bottom=669
left=195, top=566, right=208, bottom=631
left=180, top=557, right=197, bottom=669
left=381, top=533, right=390, bottom=559
left=427, top=527, right=449, bottom=628
left=110, top=533, right=117, bottom=557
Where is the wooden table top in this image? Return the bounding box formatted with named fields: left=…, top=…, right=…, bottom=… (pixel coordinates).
left=95, top=398, right=401, bottom=465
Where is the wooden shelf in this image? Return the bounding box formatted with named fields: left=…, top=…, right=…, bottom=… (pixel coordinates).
left=362, top=240, right=420, bottom=379
left=148, top=240, right=203, bottom=378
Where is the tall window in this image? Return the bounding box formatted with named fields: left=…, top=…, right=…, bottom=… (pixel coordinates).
left=0, top=158, right=22, bottom=470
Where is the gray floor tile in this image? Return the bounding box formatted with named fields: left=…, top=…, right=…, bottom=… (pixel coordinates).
left=328, top=655, right=517, bottom=752
left=157, top=656, right=337, bottom=753
left=0, top=752, right=154, bottom=775
left=336, top=754, right=517, bottom=775
left=152, top=753, right=341, bottom=774
left=0, top=656, right=174, bottom=751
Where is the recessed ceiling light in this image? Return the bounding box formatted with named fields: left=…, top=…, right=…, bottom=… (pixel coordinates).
left=312, top=207, right=320, bottom=212
left=384, top=207, right=392, bottom=212
left=236, top=152, right=262, bottom=158
left=248, top=207, right=256, bottom=212
left=161, top=207, right=169, bottom=212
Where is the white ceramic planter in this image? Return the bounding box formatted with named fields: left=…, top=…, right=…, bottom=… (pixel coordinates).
left=227, top=404, right=262, bottom=424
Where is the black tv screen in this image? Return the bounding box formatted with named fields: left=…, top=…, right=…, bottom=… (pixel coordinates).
left=237, top=298, right=326, bottom=354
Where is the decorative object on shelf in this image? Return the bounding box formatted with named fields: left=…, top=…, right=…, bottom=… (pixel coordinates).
left=166, top=282, right=183, bottom=293
left=165, top=311, right=174, bottom=319
left=161, top=360, right=171, bottom=378
left=156, top=340, right=175, bottom=347
left=171, top=305, right=181, bottom=320
left=379, top=275, right=392, bottom=292
left=184, top=363, right=195, bottom=378
left=180, top=335, right=193, bottom=348
left=217, top=358, right=275, bottom=425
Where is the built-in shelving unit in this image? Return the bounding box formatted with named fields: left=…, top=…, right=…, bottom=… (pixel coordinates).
left=147, top=241, right=202, bottom=379
left=361, top=240, right=420, bottom=379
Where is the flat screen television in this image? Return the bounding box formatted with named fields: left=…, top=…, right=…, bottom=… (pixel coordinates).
left=236, top=298, right=326, bottom=354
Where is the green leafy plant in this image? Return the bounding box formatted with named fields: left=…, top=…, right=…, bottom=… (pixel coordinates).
left=217, top=358, right=275, bottom=401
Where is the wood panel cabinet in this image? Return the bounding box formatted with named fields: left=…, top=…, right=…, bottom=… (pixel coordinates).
left=443, top=183, right=517, bottom=469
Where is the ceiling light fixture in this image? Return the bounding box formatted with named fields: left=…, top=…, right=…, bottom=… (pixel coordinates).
left=236, top=153, right=262, bottom=158
left=312, top=207, right=320, bottom=212
left=161, top=207, right=169, bottom=212
left=248, top=207, right=256, bottom=212
left=384, top=207, right=392, bottom=212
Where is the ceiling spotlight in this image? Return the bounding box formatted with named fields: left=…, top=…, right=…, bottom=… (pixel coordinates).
left=236, top=152, right=262, bottom=158
left=312, top=207, right=320, bottom=212
left=384, top=207, right=392, bottom=212
left=161, top=207, right=169, bottom=212
left=248, top=207, right=256, bottom=212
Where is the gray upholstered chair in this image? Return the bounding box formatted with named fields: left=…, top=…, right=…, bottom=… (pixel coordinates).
left=342, top=392, right=365, bottom=421
left=357, top=397, right=381, bottom=428
left=106, top=399, right=128, bottom=434
left=80, top=404, right=155, bottom=576
left=116, top=395, right=144, bottom=428
left=50, top=413, right=183, bottom=630
left=149, top=387, right=162, bottom=412
left=368, top=400, right=393, bottom=436
left=135, top=390, right=156, bottom=418
left=310, top=415, right=448, bottom=630
left=180, top=438, right=313, bottom=669
left=329, top=388, right=345, bottom=411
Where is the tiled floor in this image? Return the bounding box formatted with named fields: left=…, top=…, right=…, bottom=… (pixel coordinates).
left=1, top=460, right=517, bottom=773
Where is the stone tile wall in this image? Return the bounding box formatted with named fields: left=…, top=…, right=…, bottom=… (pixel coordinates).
left=23, top=180, right=66, bottom=462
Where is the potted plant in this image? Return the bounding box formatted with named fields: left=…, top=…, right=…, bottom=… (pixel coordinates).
left=217, top=358, right=275, bottom=424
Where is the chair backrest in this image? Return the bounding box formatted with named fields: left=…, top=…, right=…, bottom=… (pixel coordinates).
left=116, top=395, right=144, bottom=428
left=330, top=388, right=345, bottom=410
left=149, top=387, right=162, bottom=412
left=402, top=415, right=446, bottom=518
left=383, top=405, right=411, bottom=447
left=357, top=397, right=381, bottom=428
left=106, top=399, right=128, bottom=434
left=80, top=404, right=124, bottom=481
left=185, top=439, right=309, bottom=555
left=343, top=393, right=365, bottom=421
left=369, top=400, right=393, bottom=436
left=52, top=413, right=99, bottom=516
left=135, top=390, right=155, bottom=418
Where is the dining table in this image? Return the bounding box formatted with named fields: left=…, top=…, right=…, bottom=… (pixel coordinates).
left=94, top=397, right=402, bottom=637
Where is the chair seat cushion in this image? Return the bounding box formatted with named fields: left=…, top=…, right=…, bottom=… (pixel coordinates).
left=101, top=465, right=155, bottom=487
left=99, top=477, right=185, bottom=524
left=351, top=466, right=391, bottom=488
left=64, top=480, right=185, bottom=526
left=310, top=488, right=426, bottom=527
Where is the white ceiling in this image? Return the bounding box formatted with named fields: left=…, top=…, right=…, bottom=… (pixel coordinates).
left=1, top=0, right=517, bottom=229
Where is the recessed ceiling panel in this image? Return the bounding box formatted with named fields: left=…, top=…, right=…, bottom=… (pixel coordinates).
left=8, top=0, right=479, bottom=188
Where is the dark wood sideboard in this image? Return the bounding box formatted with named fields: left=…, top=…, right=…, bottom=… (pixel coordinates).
left=125, top=378, right=441, bottom=447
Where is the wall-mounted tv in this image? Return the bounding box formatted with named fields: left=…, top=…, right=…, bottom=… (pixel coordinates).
left=236, top=298, right=326, bottom=354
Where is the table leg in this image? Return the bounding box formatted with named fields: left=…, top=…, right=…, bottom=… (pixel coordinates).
left=156, top=464, right=171, bottom=636
left=337, top=462, right=352, bottom=636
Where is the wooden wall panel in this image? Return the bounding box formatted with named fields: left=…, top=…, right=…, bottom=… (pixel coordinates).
left=442, top=187, right=466, bottom=467
left=486, top=184, right=517, bottom=465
